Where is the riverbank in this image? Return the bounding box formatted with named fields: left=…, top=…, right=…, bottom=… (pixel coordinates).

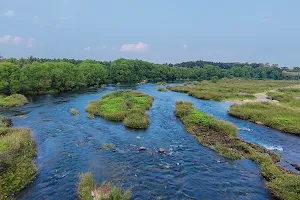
left=85, top=91, right=153, bottom=129
left=0, top=94, right=28, bottom=108
left=175, top=101, right=300, bottom=200
left=0, top=117, right=36, bottom=199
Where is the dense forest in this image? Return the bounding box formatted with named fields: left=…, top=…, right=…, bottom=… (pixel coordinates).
left=0, top=56, right=300, bottom=95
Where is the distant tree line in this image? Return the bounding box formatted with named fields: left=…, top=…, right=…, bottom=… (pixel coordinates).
left=0, top=56, right=299, bottom=95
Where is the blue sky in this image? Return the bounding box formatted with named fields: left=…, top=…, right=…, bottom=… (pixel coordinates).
left=0, top=0, right=299, bottom=67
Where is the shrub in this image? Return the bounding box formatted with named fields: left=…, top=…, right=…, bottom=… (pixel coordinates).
left=211, top=76, right=219, bottom=83
left=0, top=94, right=28, bottom=108
left=157, top=87, right=167, bottom=92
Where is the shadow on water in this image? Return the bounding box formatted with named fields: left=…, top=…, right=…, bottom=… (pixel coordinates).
left=6, top=83, right=299, bottom=199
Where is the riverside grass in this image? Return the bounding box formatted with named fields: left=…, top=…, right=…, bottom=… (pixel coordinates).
left=167, top=79, right=300, bottom=101
left=228, top=102, right=300, bottom=136
left=0, top=94, right=28, bottom=108
left=78, top=172, right=131, bottom=200
left=0, top=118, right=37, bottom=199
left=85, top=91, right=153, bottom=129
left=175, top=101, right=300, bottom=200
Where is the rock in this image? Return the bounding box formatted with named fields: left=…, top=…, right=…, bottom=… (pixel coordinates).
left=291, top=163, right=300, bottom=171
left=255, top=121, right=264, bottom=125
left=139, top=146, right=147, bottom=151
left=158, top=148, right=166, bottom=153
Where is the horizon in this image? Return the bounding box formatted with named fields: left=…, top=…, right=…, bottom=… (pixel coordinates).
left=1, top=0, right=300, bottom=67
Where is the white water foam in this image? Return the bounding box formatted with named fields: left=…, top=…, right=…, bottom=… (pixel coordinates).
left=261, top=144, right=283, bottom=151
left=238, top=127, right=253, bottom=132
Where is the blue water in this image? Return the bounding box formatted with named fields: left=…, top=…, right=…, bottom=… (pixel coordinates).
left=2, top=84, right=300, bottom=199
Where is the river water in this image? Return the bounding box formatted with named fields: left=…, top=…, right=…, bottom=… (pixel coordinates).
left=2, top=83, right=300, bottom=200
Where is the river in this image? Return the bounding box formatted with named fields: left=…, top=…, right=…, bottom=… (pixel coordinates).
left=2, top=83, right=300, bottom=199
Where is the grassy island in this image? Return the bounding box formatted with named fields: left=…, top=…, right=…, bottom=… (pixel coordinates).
left=167, top=79, right=300, bottom=101
left=0, top=94, right=28, bottom=108
left=77, top=172, right=131, bottom=200
left=0, top=117, right=37, bottom=199
left=86, top=91, right=153, bottom=129
left=175, top=101, right=300, bottom=200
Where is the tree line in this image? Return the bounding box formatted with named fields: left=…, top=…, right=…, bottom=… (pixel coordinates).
left=0, top=57, right=299, bottom=95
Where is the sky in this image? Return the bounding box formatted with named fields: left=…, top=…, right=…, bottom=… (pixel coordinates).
left=0, top=0, right=300, bottom=67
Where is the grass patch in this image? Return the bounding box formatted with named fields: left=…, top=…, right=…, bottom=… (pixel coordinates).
left=0, top=117, right=36, bottom=199
left=0, top=94, right=28, bottom=108
left=267, top=87, right=300, bottom=108
left=70, top=108, right=79, bottom=115
left=157, top=87, right=167, bottom=92
left=228, top=102, right=300, bottom=136
left=86, top=91, right=153, bottom=129
left=78, top=172, right=131, bottom=200
left=175, top=101, right=300, bottom=199
left=168, top=79, right=300, bottom=101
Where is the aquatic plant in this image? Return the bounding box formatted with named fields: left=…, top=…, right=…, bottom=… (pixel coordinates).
left=175, top=101, right=300, bottom=200
left=157, top=87, right=167, bottom=92
left=0, top=94, right=28, bottom=108
left=70, top=108, right=79, bottom=115
left=85, top=91, right=153, bottom=129
left=77, top=172, right=131, bottom=200
left=101, top=143, right=115, bottom=151
left=0, top=117, right=37, bottom=199
left=228, top=102, right=300, bottom=136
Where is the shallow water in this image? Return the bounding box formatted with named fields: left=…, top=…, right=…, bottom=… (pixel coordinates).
left=2, top=84, right=300, bottom=199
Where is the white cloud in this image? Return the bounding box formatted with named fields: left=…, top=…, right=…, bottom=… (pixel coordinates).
left=0, top=35, right=22, bottom=45
left=27, top=38, right=35, bottom=48
left=4, top=10, right=16, bottom=17
left=120, top=42, right=149, bottom=52
left=183, top=44, right=188, bottom=50
left=84, top=47, right=91, bottom=52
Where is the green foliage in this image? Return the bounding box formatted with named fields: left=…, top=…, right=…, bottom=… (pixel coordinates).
left=229, top=102, right=300, bottom=135
left=157, top=87, right=167, bottom=92
left=211, top=76, right=219, bottom=83
left=77, top=172, right=131, bottom=200
left=86, top=91, right=153, bottom=129
left=0, top=118, right=36, bottom=199
left=0, top=94, right=28, bottom=108
left=175, top=102, right=300, bottom=200
left=168, top=79, right=300, bottom=101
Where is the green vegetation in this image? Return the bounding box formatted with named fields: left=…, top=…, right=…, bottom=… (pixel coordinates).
left=0, top=94, right=28, bottom=108
left=101, top=143, right=115, bottom=151
left=0, top=117, right=37, bottom=199
left=229, top=102, right=300, bottom=136
left=267, top=87, right=300, bottom=108
left=175, top=101, right=300, bottom=200
left=157, top=87, right=167, bottom=92
left=78, top=172, right=131, bottom=200
left=70, top=108, right=79, bottom=115
left=86, top=91, right=153, bottom=129
left=2, top=56, right=300, bottom=96
left=168, top=79, right=300, bottom=101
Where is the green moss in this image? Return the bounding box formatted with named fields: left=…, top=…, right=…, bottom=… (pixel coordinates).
left=77, top=172, right=131, bottom=200
left=228, top=102, right=300, bottom=135
left=0, top=94, right=28, bottom=108
left=175, top=101, right=300, bottom=200
left=70, top=108, right=79, bottom=115
left=168, top=79, right=300, bottom=101
left=0, top=118, right=36, bottom=199
left=86, top=91, right=153, bottom=129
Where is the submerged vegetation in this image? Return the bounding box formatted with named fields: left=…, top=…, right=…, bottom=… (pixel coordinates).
left=77, top=172, right=131, bottom=200
left=70, top=108, right=79, bottom=115
left=175, top=101, right=300, bottom=199
left=168, top=79, right=300, bottom=101
left=0, top=117, right=36, bottom=199
left=0, top=94, right=28, bottom=108
left=86, top=91, right=153, bottom=129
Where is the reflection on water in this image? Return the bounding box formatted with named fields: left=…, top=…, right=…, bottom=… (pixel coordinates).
left=4, top=84, right=299, bottom=199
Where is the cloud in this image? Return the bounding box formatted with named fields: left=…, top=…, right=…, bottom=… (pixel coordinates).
left=84, top=47, right=91, bottom=52
left=183, top=44, right=188, bottom=50
left=0, top=35, right=22, bottom=45
left=4, top=10, right=16, bottom=17
left=120, top=42, right=149, bottom=52
left=27, top=38, right=35, bottom=48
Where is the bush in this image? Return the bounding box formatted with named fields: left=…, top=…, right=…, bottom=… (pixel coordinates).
left=211, top=76, right=219, bottom=83
left=157, top=87, right=167, bottom=92
left=0, top=94, right=28, bottom=108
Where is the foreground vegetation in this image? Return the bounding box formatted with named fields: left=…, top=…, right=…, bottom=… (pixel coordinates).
left=0, top=94, right=28, bottom=108
left=0, top=117, right=36, bottom=199
left=78, top=172, right=131, bottom=200
left=167, top=79, right=300, bottom=101
left=175, top=101, right=300, bottom=200
left=86, top=91, right=153, bottom=129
